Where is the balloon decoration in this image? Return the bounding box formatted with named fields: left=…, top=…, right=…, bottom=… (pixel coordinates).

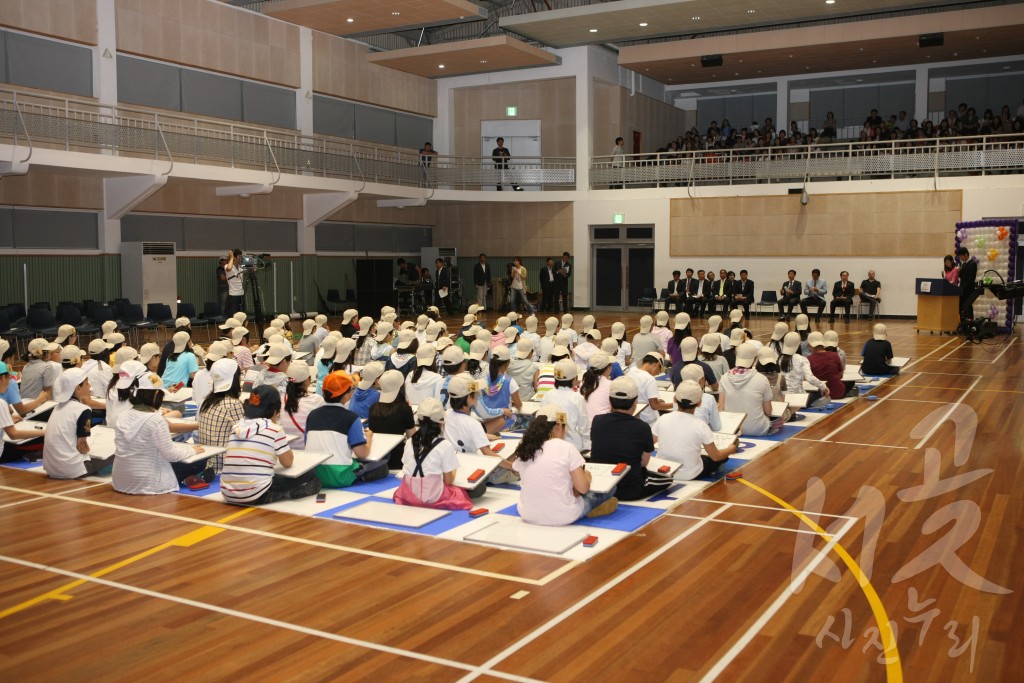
left=955, top=219, right=1019, bottom=332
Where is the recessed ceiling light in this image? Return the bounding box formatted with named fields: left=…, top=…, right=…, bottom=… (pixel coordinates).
left=734, top=72, right=739, bottom=76
left=438, top=64, right=445, bottom=69
left=747, top=9, right=756, bottom=13
left=856, top=78, right=863, bottom=82
left=826, top=0, right=836, bottom=4
left=953, top=52, right=958, bottom=56
left=589, top=28, right=598, bottom=33
left=692, top=16, right=701, bottom=20
left=479, top=59, right=487, bottom=64
left=639, top=22, right=648, bottom=27
left=391, top=11, right=400, bottom=16
left=346, top=18, right=354, bottom=23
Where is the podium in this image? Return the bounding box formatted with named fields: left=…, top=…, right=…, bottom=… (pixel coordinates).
left=915, top=278, right=960, bottom=334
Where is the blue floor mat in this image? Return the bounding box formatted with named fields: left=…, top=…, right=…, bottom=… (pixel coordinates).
left=344, top=474, right=401, bottom=495
left=696, top=457, right=746, bottom=481
left=646, top=484, right=687, bottom=503
left=178, top=478, right=222, bottom=497
left=496, top=502, right=663, bottom=532
left=749, top=423, right=805, bottom=442
left=317, top=495, right=473, bottom=535
left=0, top=460, right=43, bottom=470
left=802, top=402, right=846, bottom=413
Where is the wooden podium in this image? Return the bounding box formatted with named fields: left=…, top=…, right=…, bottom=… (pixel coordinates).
left=915, top=278, right=961, bottom=334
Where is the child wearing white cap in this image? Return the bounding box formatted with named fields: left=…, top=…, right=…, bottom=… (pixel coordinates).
left=256, top=343, right=293, bottom=397
left=369, top=322, right=395, bottom=362
left=678, top=363, right=723, bottom=432
left=479, top=346, right=522, bottom=432
left=313, top=314, right=330, bottom=345
left=630, top=315, right=664, bottom=360
left=538, top=358, right=590, bottom=451
left=666, top=313, right=691, bottom=366
left=560, top=313, right=578, bottom=348
left=297, top=319, right=320, bottom=361
left=192, top=341, right=232, bottom=411
left=579, top=351, right=613, bottom=423
left=386, top=329, right=419, bottom=377
left=339, top=309, right=359, bottom=338
left=21, top=338, right=61, bottom=400
left=197, top=359, right=245, bottom=472
left=779, top=332, right=829, bottom=407
left=507, top=339, right=539, bottom=402
left=353, top=316, right=375, bottom=367
left=572, top=329, right=601, bottom=376
left=392, top=398, right=473, bottom=510
left=697, top=333, right=729, bottom=384
left=230, top=325, right=253, bottom=372
left=590, top=376, right=673, bottom=500
left=160, top=331, right=199, bottom=391
left=519, top=315, right=540, bottom=351
left=0, top=340, right=51, bottom=418
left=42, top=369, right=110, bottom=479
left=348, top=361, right=384, bottom=420
left=514, top=404, right=618, bottom=525
left=653, top=380, right=737, bottom=481
left=405, top=343, right=444, bottom=405
left=861, top=324, right=898, bottom=376
left=437, top=345, right=468, bottom=409
left=719, top=343, right=785, bottom=437
left=538, top=316, right=559, bottom=363
left=600, top=337, right=625, bottom=380
left=281, top=362, right=325, bottom=449
left=111, top=361, right=207, bottom=495
left=54, top=324, right=78, bottom=348
left=0, top=361, right=47, bottom=460
left=444, top=373, right=500, bottom=456
left=627, top=351, right=674, bottom=425
left=652, top=311, right=673, bottom=351
left=82, top=338, right=114, bottom=400
left=368, top=369, right=416, bottom=468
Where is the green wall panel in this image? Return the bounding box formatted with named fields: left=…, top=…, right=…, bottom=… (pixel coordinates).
left=0, top=254, right=120, bottom=308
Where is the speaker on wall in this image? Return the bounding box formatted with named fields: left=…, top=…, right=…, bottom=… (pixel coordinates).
left=701, top=54, right=723, bottom=68
left=919, top=33, right=944, bottom=48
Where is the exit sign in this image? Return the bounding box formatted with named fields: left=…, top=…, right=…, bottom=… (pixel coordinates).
left=506, top=106, right=517, bottom=117
left=613, top=213, right=625, bottom=224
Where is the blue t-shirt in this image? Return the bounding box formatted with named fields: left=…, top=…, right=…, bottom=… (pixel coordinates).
left=161, top=352, right=199, bottom=389
left=347, top=387, right=380, bottom=420
left=316, top=360, right=332, bottom=395
left=480, top=374, right=515, bottom=411
left=1, top=379, right=22, bottom=407
left=610, top=362, right=624, bottom=380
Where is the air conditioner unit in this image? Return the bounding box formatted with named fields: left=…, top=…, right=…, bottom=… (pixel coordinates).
left=121, top=241, right=178, bottom=309
left=420, top=247, right=457, bottom=269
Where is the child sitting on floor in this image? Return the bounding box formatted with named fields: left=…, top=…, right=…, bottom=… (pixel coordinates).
left=392, top=398, right=472, bottom=510
left=653, top=381, right=737, bottom=481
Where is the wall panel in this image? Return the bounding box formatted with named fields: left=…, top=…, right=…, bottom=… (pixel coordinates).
left=0, top=0, right=97, bottom=45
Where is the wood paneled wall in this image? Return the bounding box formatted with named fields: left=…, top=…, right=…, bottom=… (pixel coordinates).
left=451, top=78, right=576, bottom=158
left=432, top=202, right=573, bottom=257
left=116, top=0, right=301, bottom=87
left=670, top=190, right=962, bottom=257
left=620, top=87, right=689, bottom=154
left=0, top=0, right=97, bottom=45
left=312, top=31, right=437, bottom=117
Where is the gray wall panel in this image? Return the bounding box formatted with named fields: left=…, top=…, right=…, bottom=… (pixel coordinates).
left=878, top=83, right=914, bottom=122
left=117, top=56, right=182, bottom=111
left=121, top=214, right=185, bottom=249
left=354, top=104, right=396, bottom=145
left=183, top=217, right=243, bottom=252
left=313, top=95, right=355, bottom=139
left=243, top=220, right=297, bottom=253
left=0, top=207, right=13, bottom=248
left=5, top=31, right=92, bottom=97
left=181, top=69, right=243, bottom=121
left=809, top=89, right=844, bottom=130
left=353, top=224, right=395, bottom=251
left=0, top=31, right=7, bottom=84
left=13, top=209, right=98, bottom=249
left=315, top=222, right=355, bottom=252
left=242, top=80, right=296, bottom=129
left=395, top=113, right=433, bottom=150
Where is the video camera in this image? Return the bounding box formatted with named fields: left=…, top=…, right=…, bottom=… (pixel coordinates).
left=238, top=252, right=271, bottom=270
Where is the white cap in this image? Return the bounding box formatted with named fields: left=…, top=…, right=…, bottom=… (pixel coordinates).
left=270, top=319, right=285, bottom=330
left=601, top=338, right=619, bottom=355
left=782, top=331, right=801, bottom=356
left=639, top=315, right=653, bottom=333
left=277, top=313, right=291, bottom=323
left=342, top=309, right=358, bottom=324
left=507, top=311, right=520, bottom=322
left=586, top=329, right=602, bottom=342
left=231, top=326, right=249, bottom=343
left=434, top=336, right=453, bottom=351
left=551, top=345, right=570, bottom=359
left=101, top=320, right=118, bottom=336
left=286, top=360, right=311, bottom=383
left=729, top=309, right=743, bottom=322
left=491, top=345, right=511, bottom=362
left=115, top=361, right=158, bottom=391
left=334, top=337, right=356, bottom=363
left=655, top=310, right=669, bottom=327
left=320, top=336, right=339, bottom=362
left=609, top=376, right=638, bottom=400
left=535, top=404, right=568, bottom=425
left=447, top=373, right=479, bottom=399
left=378, top=370, right=405, bottom=403
left=400, top=321, right=415, bottom=331
left=55, top=324, right=77, bottom=344
left=641, top=350, right=664, bottom=365
left=205, top=340, right=231, bottom=362
left=417, top=398, right=446, bottom=422
left=60, top=345, right=85, bottom=362
left=357, top=361, right=385, bottom=390
left=553, top=358, right=578, bottom=381
left=265, top=343, right=292, bottom=366
left=680, top=337, right=699, bottom=362
left=374, top=322, right=394, bottom=342
left=680, top=363, right=705, bottom=383
left=113, top=346, right=139, bottom=368
left=735, top=342, right=758, bottom=368
left=771, top=322, right=789, bottom=341
left=172, top=331, right=191, bottom=354
left=357, top=316, right=374, bottom=336
left=674, top=380, right=703, bottom=406
left=730, top=327, right=746, bottom=345
left=674, top=313, right=691, bottom=330
left=707, top=315, right=723, bottom=333
left=873, top=323, right=887, bottom=340
left=54, top=368, right=88, bottom=403
left=561, top=313, right=574, bottom=328
left=425, top=322, right=444, bottom=342
left=544, top=317, right=559, bottom=334
left=220, top=318, right=240, bottom=331
left=756, top=346, right=779, bottom=365
left=315, top=314, right=328, bottom=326
left=515, top=338, right=534, bottom=359
left=588, top=352, right=611, bottom=371
left=396, top=328, right=417, bottom=350
left=88, top=338, right=113, bottom=354
left=233, top=312, right=248, bottom=323
left=416, top=343, right=437, bottom=367
left=495, top=316, right=510, bottom=332
left=467, top=303, right=483, bottom=315
left=476, top=329, right=493, bottom=347
left=525, top=316, right=538, bottom=333
left=582, top=314, right=595, bottom=332
left=611, top=321, right=626, bottom=340
left=139, top=342, right=161, bottom=364
left=808, top=331, right=826, bottom=348
left=468, top=339, right=489, bottom=361
left=441, top=346, right=466, bottom=366
left=795, top=313, right=810, bottom=331
left=416, top=314, right=429, bottom=331
left=175, top=316, right=191, bottom=329
left=503, top=327, right=518, bottom=343
left=211, top=358, right=239, bottom=392
left=823, top=330, right=840, bottom=346
left=302, top=319, right=316, bottom=333
left=107, top=332, right=126, bottom=346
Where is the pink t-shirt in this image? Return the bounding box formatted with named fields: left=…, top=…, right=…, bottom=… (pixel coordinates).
left=585, top=375, right=612, bottom=423
left=513, top=438, right=586, bottom=526
left=281, top=394, right=326, bottom=450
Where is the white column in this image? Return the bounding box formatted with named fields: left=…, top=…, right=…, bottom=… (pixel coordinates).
left=575, top=49, right=593, bottom=192
left=776, top=78, right=788, bottom=133
left=915, top=66, right=930, bottom=122
left=297, top=27, right=314, bottom=136
left=94, top=0, right=117, bottom=107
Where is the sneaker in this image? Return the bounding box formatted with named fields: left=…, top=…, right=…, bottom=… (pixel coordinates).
left=587, top=497, right=618, bottom=518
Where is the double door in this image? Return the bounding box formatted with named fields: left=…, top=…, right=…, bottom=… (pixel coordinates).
left=592, top=244, right=655, bottom=310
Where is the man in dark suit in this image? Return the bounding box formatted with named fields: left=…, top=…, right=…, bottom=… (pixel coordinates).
left=539, top=258, right=558, bottom=312
left=681, top=268, right=696, bottom=315
left=732, top=269, right=755, bottom=318
left=473, top=253, right=490, bottom=310
left=555, top=252, right=572, bottom=313
left=665, top=270, right=686, bottom=312
left=829, top=271, right=856, bottom=323
left=690, top=270, right=711, bottom=318
left=956, top=247, right=978, bottom=322
left=434, top=258, right=452, bottom=314
left=778, top=270, right=802, bottom=321
left=709, top=268, right=732, bottom=316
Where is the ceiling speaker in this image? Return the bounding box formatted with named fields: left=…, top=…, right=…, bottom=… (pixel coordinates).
left=919, top=33, right=944, bottom=48
left=701, top=54, right=723, bottom=68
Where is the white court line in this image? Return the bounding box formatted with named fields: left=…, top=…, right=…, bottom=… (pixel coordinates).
left=666, top=513, right=820, bottom=535
left=688, top=498, right=857, bottom=520
left=0, top=481, right=106, bottom=509
left=789, top=438, right=909, bottom=450
left=0, top=554, right=544, bottom=683
left=819, top=373, right=920, bottom=442
left=912, top=375, right=982, bottom=451
left=937, top=339, right=970, bottom=362
left=0, top=484, right=563, bottom=587
left=698, top=517, right=856, bottom=682
left=454, top=505, right=733, bottom=683
left=885, top=398, right=953, bottom=404
left=990, top=336, right=1017, bottom=364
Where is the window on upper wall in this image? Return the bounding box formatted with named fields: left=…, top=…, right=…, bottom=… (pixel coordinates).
left=0, top=29, right=93, bottom=97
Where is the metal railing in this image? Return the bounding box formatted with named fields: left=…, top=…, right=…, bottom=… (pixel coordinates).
left=592, top=135, right=1024, bottom=189
left=0, top=87, right=575, bottom=190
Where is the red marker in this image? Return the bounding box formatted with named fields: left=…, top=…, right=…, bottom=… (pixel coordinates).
left=658, top=465, right=671, bottom=474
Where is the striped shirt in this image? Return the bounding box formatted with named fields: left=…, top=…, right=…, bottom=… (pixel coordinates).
left=197, top=397, right=245, bottom=471
left=220, top=418, right=290, bottom=504
left=234, top=345, right=254, bottom=372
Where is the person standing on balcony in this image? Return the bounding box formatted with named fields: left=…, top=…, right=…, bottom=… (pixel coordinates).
left=492, top=137, right=511, bottom=191
left=610, top=136, right=625, bottom=189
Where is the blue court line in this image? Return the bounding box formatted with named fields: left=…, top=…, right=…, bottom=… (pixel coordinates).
left=317, top=495, right=472, bottom=535
left=496, top=502, right=664, bottom=532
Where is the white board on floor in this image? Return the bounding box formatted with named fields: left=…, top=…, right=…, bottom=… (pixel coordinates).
left=334, top=500, right=449, bottom=528
left=464, top=520, right=588, bottom=554
left=363, top=432, right=406, bottom=462
left=647, top=456, right=682, bottom=477
left=453, top=453, right=504, bottom=489
left=717, top=411, right=745, bottom=435
left=518, top=401, right=541, bottom=416
left=890, top=356, right=911, bottom=367
left=770, top=401, right=789, bottom=419
left=87, top=425, right=117, bottom=458
left=275, top=450, right=331, bottom=478
left=2, top=420, right=47, bottom=444
left=180, top=445, right=226, bottom=464
left=786, top=393, right=810, bottom=409
left=584, top=462, right=630, bottom=494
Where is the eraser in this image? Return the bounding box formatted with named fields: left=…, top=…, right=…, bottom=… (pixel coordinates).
left=467, top=468, right=486, bottom=483
left=492, top=442, right=505, bottom=453
left=611, top=463, right=627, bottom=475
left=469, top=507, right=489, bottom=517
left=726, top=471, right=743, bottom=481
left=658, top=465, right=671, bottom=474
left=582, top=535, right=598, bottom=547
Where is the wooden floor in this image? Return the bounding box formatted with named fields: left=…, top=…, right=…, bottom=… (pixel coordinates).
left=1, top=314, right=1021, bottom=682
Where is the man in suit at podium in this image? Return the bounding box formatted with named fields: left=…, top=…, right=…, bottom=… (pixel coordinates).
left=473, top=253, right=490, bottom=310
left=665, top=270, right=686, bottom=312
left=732, top=269, right=755, bottom=318
left=956, top=247, right=977, bottom=322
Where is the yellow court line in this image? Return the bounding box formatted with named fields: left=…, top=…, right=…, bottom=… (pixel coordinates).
left=0, top=508, right=254, bottom=620
left=736, top=477, right=902, bottom=683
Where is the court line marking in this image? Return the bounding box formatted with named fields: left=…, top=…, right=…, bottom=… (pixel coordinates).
left=912, top=375, right=982, bottom=451
left=0, top=483, right=569, bottom=586
left=819, top=373, right=920, bottom=441
left=688, top=498, right=856, bottom=520
left=0, top=482, right=107, bottom=510
left=453, top=505, right=732, bottom=683
left=666, top=513, right=820, bottom=534
left=0, top=554, right=544, bottom=683
left=698, top=516, right=857, bottom=682
left=937, top=340, right=970, bottom=362
left=732, top=478, right=902, bottom=683
left=789, top=438, right=909, bottom=450
left=990, top=336, right=1017, bottom=364
left=0, top=507, right=253, bottom=619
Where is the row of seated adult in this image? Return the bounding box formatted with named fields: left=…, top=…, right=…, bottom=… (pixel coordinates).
left=655, top=269, right=756, bottom=318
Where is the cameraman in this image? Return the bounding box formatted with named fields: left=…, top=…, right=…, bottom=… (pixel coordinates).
left=224, top=249, right=245, bottom=317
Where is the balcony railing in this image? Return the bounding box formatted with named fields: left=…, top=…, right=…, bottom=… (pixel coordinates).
left=591, top=135, right=1024, bottom=189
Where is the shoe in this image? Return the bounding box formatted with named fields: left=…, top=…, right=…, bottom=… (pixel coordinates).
left=816, top=316, right=822, bottom=324
left=828, top=317, right=834, bottom=324
left=587, top=497, right=618, bottom=518
left=778, top=316, right=786, bottom=322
